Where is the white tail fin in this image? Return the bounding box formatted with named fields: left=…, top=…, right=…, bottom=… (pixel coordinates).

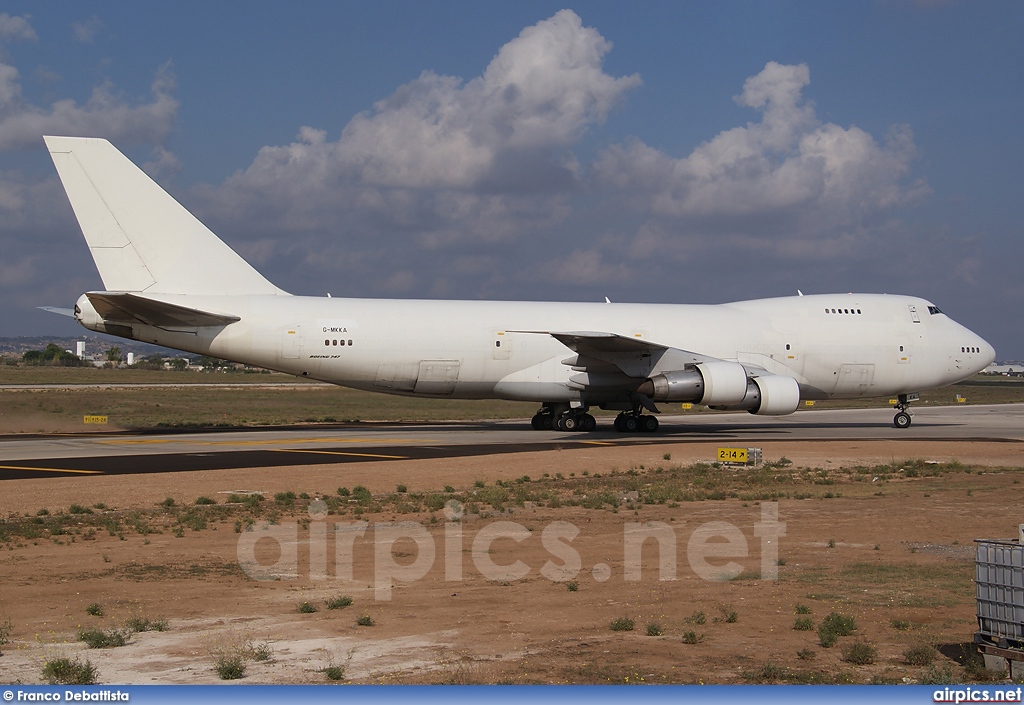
left=45, top=136, right=286, bottom=296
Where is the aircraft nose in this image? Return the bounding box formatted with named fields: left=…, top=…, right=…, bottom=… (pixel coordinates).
left=980, top=338, right=996, bottom=368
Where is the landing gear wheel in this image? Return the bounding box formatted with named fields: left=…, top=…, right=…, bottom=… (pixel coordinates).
left=893, top=411, right=912, bottom=429
left=531, top=414, right=545, bottom=430
left=640, top=415, right=659, bottom=433
left=560, top=414, right=578, bottom=432
left=581, top=414, right=597, bottom=432
left=621, top=415, right=639, bottom=433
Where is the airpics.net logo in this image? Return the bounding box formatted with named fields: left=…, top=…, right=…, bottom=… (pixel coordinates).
left=236, top=500, right=785, bottom=600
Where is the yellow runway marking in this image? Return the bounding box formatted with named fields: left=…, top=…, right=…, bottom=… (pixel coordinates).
left=0, top=464, right=102, bottom=475
left=100, top=437, right=429, bottom=447
left=268, top=449, right=407, bottom=460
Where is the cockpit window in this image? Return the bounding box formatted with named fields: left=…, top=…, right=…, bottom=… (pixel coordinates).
left=927, top=306, right=943, bottom=315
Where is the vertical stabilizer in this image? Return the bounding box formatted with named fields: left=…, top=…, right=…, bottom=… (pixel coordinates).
left=45, top=136, right=286, bottom=296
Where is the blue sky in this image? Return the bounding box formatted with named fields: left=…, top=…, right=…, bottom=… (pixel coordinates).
left=1, top=1, right=1021, bottom=358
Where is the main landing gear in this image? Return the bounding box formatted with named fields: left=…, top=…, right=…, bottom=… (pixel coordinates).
left=893, top=392, right=919, bottom=428
left=529, top=404, right=661, bottom=433
left=531, top=405, right=596, bottom=432
left=613, top=410, right=659, bottom=433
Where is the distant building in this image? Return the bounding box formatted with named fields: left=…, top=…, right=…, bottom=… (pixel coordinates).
left=983, top=364, right=1023, bottom=377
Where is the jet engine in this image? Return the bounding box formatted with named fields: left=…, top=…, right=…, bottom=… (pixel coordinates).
left=708, top=374, right=801, bottom=415
left=637, top=361, right=800, bottom=415
left=637, top=360, right=748, bottom=405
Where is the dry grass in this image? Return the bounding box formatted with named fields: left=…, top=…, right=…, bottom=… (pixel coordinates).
left=1, top=366, right=1020, bottom=432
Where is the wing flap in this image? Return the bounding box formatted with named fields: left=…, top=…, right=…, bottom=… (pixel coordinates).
left=86, top=292, right=240, bottom=329
left=513, top=330, right=712, bottom=383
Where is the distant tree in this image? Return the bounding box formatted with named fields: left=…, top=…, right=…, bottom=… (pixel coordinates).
left=22, top=346, right=82, bottom=367
left=199, top=355, right=232, bottom=371
left=55, top=350, right=83, bottom=367
left=42, top=343, right=64, bottom=362
left=106, top=347, right=123, bottom=363
left=169, top=358, right=188, bottom=371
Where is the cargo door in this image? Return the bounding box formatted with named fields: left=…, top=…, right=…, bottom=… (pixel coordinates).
left=414, top=360, right=461, bottom=395
left=833, top=363, right=875, bottom=396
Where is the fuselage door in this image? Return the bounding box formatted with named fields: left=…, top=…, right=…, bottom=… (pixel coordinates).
left=415, top=360, right=461, bottom=395
left=282, top=325, right=302, bottom=359
left=493, top=331, right=511, bottom=360
left=833, top=363, right=876, bottom=396
left=897, top=343, right=911, bottom=365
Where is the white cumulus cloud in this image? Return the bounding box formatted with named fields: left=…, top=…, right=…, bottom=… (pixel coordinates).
left=0, top=60, right=178, bottom=151
left=594, top=61, right=928, bottom=232
left=0, top=13, right=37, bottom=43
left=72, top=16, right=104, bottom=44
left=205, top=10, right=639, bottom=239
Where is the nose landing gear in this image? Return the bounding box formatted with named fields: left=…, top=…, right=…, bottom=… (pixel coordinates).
left=892, top=393, right=919, bottom=428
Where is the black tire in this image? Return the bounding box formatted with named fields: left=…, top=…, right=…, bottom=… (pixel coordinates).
left=562, top=414, right=578, bottom=432
left=614, top=416, right=624, bottom=432
left=622, top=415, right=639, bottom=433
left=640, top=415, right=659, bottom=433
left=581, top=414, right=597, bottom=432
left=894, top=411, right=912, bottom=429
left=531, top=414, right=544, bottom=430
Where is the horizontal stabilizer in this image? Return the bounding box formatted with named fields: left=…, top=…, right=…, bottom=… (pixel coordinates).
left=38, top=306, right=75, bottom=317
left=86, top=292, right=240, bottom=329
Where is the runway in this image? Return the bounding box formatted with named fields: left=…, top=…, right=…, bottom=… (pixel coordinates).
left=1, top=403, right=1022, bottom=480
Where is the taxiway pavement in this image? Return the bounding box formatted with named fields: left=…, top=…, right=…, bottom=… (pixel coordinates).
left=1, top=404, right=1021, bottom=480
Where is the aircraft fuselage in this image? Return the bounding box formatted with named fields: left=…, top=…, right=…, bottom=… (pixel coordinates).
left=76, top=291, right=994, bottom=404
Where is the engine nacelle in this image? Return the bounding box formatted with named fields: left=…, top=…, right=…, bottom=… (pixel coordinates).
left=637, top=360, right=748, bottom=406
left=709, top=374, right=801, bottom=416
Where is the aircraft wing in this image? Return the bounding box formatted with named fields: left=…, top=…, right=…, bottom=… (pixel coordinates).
left=513, top=330, right=712, bottom=394
left=85, top=292, right=241, bottom=329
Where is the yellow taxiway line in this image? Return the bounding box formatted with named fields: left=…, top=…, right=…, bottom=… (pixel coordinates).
left=100, top=437, right=429, bottom=447
left=0, top=464, right=102, bottom=475
left=267, top=449, right=407, bottom=460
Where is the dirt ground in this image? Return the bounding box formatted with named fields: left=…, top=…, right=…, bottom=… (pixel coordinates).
left=1, top=438, right=1023, bottom=685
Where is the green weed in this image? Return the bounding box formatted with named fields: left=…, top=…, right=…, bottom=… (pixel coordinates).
left=325, top=595, right=353, bottom=610
left=41, top=656, right=98, bottom=685
left=903, top=643, right=936, bottom=666
left=841, top=641, right=877, bottom=665
left=609, top=617, right=635, bottom=632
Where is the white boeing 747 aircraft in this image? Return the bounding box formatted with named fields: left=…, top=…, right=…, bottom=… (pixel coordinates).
left=43, top=136, right=995, bottom=432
